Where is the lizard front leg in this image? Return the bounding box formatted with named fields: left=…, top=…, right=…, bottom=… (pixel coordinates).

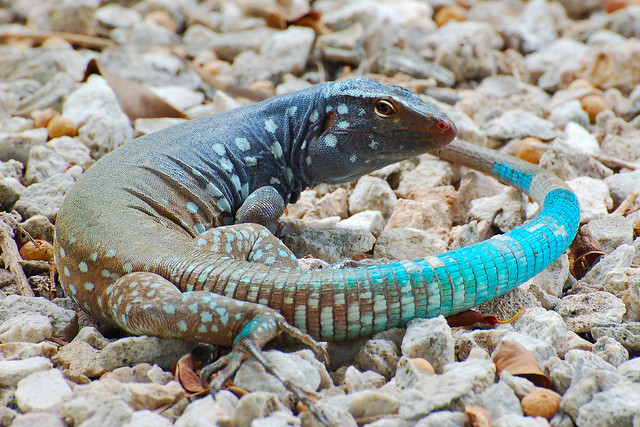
left=235, top=186, right=285, bottom=234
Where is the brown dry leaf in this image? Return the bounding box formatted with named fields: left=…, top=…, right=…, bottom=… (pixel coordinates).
left=83, top=59, right=187, bottom=121
left=174, top=352, right=208, bottom=396
left=492, top=340, right=551, bottom=389
left=226, top=385, right=248, bottom=398
left=447, top=310, right=501, bottom=327
left=568, top=225, right=606, bottom=279
left=288, top=10, right=329, bottom=34
left=446, top=307, right=525, bottom=328
left=607, top=0, right=640, bottom=13
left=465, top=405, right=492, bottom=427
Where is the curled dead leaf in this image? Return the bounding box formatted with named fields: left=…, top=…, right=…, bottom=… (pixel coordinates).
left=19, top=240, right=54, bottom=262
left=174, top=352, right=208, bottom=396
left=465, top=404, right=492, bottom=427
left=446, top=307, right=525, bottom=328
left=296, top=399, right=310, bottom=415
left=83, top=59, right=187, bottom=121
left=568, top=225, right=606, bottom=279
left=492, top=340, right=551, bottom=389
left=447, top=309, right=500, bottom=327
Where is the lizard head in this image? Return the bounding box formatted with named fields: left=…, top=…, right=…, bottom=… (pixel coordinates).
left=303, top=78, right=457, bottom=185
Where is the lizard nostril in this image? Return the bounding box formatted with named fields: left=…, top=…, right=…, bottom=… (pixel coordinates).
left=437, top=118, right=457, bottom=138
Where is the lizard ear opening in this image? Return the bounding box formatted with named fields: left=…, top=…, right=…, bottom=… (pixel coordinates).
left=319, top=111, right=335, bottom=135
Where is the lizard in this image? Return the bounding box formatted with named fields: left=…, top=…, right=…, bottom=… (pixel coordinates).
left=53, top=78, right=579, bottom=410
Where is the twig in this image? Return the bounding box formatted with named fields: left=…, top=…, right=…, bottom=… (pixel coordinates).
left=189, top=64, right=269, bottom=102
left=592, top=153, right=638, bottom=170
left=49, top=262, right=57, bottom=300
left=612, top=191, right=639, bottom=216
left=480, top=208, right=504, bottom=241
left=0, top=213, right=34, bottom=297
left=0, top=29, right=112, bottom=50
left=19, top=259, right=51, bottom=273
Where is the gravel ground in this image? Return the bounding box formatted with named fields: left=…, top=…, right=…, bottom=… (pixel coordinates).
left=1, top=0, right=640, bottom=426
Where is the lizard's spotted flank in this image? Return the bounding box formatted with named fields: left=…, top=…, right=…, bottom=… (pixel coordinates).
left=54, top=78, right=578, bottom=416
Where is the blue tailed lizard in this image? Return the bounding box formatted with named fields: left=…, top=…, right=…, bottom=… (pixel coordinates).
left=54, top=78, right=579, bottom=414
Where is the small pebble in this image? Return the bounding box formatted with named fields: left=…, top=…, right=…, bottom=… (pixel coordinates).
left=19, top=240, right=54, bottom=262
left=514, top=137, right=546, bottom=164
left=434, top=6, right=466, bottom=27
left=47, top=116, right=77, bottom=139
left=34, top=108, right=60, bottom=128
left=581, top=94, right=610, bottom=123
left=520, top=388, right=561, bottom=419
left=144, top=10, right=176, bottom=33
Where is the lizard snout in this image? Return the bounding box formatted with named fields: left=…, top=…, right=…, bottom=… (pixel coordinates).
left=436, top=115, right=457, bottom=142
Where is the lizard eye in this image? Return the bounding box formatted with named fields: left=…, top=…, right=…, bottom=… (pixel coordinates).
left=374, top=100, right=396, bottom=118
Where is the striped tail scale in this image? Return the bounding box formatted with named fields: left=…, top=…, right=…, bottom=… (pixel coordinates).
left=213, top=139, right=580, bottom=342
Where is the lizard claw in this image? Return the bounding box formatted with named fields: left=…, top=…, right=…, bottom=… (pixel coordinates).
left=200, top=351, right=248, bottom=392
left=199, top=311, right=331, bottom=424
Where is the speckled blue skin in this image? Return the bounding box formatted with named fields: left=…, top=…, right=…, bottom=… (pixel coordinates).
left=54, top=78, right=579, bottom=399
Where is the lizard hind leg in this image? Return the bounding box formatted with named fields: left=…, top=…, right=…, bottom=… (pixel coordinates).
left=194, top=223, right=299, bottom=268
left=102, top=272, right=329, bottom=418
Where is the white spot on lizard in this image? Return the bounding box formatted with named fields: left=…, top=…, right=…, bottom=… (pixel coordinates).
left=234, top=137, right=250, bottom=151
left=264, top=118, right=277, bottom=133
left=325, top=134, right=338, bottom=147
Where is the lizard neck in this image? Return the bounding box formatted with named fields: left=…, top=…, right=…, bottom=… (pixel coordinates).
left=254, top=83, right=330, bottom=201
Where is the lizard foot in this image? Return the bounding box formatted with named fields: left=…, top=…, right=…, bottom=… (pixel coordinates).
left=200, top=311, right=330, bottom=424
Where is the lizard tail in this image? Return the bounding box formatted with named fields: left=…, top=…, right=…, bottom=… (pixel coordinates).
left=202, top=140, right=580, bottom=341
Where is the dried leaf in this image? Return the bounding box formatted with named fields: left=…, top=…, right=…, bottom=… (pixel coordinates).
left=465, top=405, right=492, bottom=427
left=83, top=59, right=187, bottom=121
left=446, top=307, right=525, bottom=328
left=606, top=0, right=640, bottom=13
left=447, top=310, right=501, bottom=327
left=568, top=225, right=606, bottom=279
left=492, top=340, right=551, bottom=388
left=226, top=385, right=248, bottom=397
left=289, top=10, right=329, bottom=34
left=174, top=352, right=208, bottom=395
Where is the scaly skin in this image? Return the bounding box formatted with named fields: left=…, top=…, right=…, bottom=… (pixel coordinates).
left=54, top=78, right=579, bottom=407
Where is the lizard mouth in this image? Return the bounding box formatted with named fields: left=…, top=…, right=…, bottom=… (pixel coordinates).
left=387, top=114, right=458, bottom=153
